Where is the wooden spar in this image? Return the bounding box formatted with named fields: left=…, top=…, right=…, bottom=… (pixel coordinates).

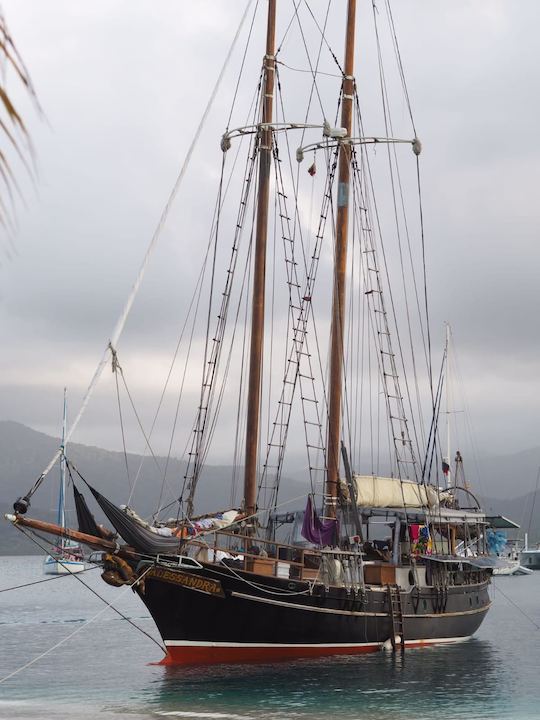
left=243, top=0, right=276, bottom=520
left=6, top=513, right=134, bottom=558
left=326, top=0, right=357, bottom=519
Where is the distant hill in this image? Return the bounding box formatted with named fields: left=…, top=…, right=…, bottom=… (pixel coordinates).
left=0, top=420, right=243, bottom=512
left=0, top=421, right=307, bottom=555
left=1, top=421, right=540, bottom=554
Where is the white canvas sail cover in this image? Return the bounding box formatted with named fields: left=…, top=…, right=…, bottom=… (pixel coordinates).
left=353, top=475, right=442, bottom=509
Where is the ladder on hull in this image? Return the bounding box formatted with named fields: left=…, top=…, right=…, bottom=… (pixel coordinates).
left=387, top=584, right=405, bottom=652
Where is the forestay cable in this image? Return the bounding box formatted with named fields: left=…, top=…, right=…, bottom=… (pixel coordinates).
left=21, top=1, right=254, bottom=501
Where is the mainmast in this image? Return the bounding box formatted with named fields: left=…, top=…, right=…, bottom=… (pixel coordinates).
left=243, top=0, right=276, bottom=519
left=326, top=0, right=357, bottom=519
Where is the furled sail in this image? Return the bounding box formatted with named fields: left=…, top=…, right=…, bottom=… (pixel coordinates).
left=87, top=485, right=183, bottom=555
left=73, top=484, right=103, bottom=537
left=353, top=475, right=443, bottom=509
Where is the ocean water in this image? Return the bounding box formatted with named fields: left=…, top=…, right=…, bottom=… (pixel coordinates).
left=0, top=556, right=539, bottom=720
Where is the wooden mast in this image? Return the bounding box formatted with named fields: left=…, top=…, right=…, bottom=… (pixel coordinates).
left=243, top=0, right=276, bottom=519
left=326, top=0, right=357, bottom=519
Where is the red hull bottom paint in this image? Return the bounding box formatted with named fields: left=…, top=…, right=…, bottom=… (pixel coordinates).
left=160, top=643, right=381, bottom=666
left=158, top=636, right=472, bottom=666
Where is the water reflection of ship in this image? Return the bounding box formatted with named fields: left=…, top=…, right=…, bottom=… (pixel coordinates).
left=154, top=639, right=502, bottom=718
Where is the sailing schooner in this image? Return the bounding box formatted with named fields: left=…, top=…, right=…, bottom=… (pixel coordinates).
left=8, top=0, right=498, bottom=665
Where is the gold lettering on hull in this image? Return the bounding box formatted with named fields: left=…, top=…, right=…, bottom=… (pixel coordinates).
left=147, top=566, right=225, bottom=598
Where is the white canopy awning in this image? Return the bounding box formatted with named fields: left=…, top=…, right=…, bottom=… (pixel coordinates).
left=353, top=475, right=445, bottom=509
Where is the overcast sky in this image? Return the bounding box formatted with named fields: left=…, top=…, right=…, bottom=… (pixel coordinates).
left=1, top=0, right=539, bottom=481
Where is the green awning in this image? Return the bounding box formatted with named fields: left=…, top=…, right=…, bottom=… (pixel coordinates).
left=485, top=515, right=520, bottom=530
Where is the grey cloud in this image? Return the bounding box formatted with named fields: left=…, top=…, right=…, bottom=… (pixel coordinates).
left=1, top=0, right=539, bottom=466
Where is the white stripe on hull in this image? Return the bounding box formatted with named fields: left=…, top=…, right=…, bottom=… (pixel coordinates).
left=164, top=636, right=471, bottom=649
left=165, top=640, right=381, bottom=649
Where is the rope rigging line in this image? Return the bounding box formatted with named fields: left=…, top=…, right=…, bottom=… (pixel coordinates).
left=379, top=0, right=434, bottom=416
left=226, top=0, right=260, bottom=131
left=182, top=129, right=261, bottom=518
left=181, top=9, right=342, bottom=512
left=0, top=564, right=101, bottom=594
left=257, top=137, right=340, bottom=512
left=371, top=3, right=429, bottom=461
left=275, top=59, right=341, bottom=78
left=230, top=238, right=253, bottom=509
left=302, top=0, right=344, bottom=75
left=21, top=0, right=254, bottom=504
left=351, top=96, right=419, bottom=482
left=113, top=355, right=163, bottom=479
left=177, top=57, right=271, bottom=518
left=349, top=147, right=409, bottom=477
left=113, top=350, right=132, bottom=495
left=445, top=330, right=487, bottom=502
left=13, top=525, right=165, bottom=653
left=290, top=0, right=327, bottom=119
left=257, top=39, right=340, bottom=510
left=369, top=8, right=425, bottom=464
left=156, top=72, right=266, bottom=520
left=279, top=0, right=335, bottom=273
left=151, top=244, right=215, bottom=518
left=129, top=177, right=226, bottom=513
left=415, top=156, right=434, bottom=405
left=492, top=580, right=540, bottom=632
left=256, top=2, right=349, bottom=512
left=264, top=178, right=279, bottom=462
left=422, top=351, right=446, bottom=484
left=195, top=218, right=259, bottom=483
left=383, top=0, right=417, bottom=136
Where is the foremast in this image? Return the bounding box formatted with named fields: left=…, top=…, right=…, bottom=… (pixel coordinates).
left=243, top=0, right=276, bottom=520
left=326, top=0, right=357, bottom=519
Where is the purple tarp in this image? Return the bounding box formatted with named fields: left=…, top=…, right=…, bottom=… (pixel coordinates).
left=301, top=495, right=338, bottom=546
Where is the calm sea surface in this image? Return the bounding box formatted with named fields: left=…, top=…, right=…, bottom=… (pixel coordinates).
left=1, top=555, right=539, bottom=719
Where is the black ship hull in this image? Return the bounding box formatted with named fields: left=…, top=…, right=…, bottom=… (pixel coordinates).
left=136, top=561, right=491, bottom=665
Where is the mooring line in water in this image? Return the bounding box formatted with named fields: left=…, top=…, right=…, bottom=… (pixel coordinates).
left=0, top=564, right=101, bottom=593
left=13, top=527, right=165, bottom=653
left=0, top=564, right=158, bottom=685
left=492, top=580, right=540, bottom=631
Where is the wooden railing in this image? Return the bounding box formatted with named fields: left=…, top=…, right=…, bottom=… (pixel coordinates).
left=185, top=531, right=367, bottom=589
left=186, top=530, right=320, bottom=581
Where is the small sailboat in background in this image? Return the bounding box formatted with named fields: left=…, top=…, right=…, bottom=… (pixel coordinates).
left=43, top=389, right=85, bottom=575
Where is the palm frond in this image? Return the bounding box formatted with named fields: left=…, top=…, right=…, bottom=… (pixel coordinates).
left=0, top=9, right=40, bottom=252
